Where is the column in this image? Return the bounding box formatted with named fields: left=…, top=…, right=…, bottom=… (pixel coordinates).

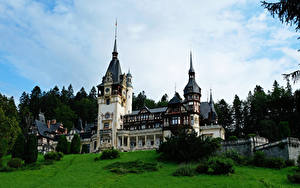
left=122, top=136, right=124, bottom=147
left=127, top=136, right=130, bottom=147
left=154, top=134, right=156, bottom=146
left=144, top=135, right=147, bottom=148
left=136, top=136, right=138, bottom=148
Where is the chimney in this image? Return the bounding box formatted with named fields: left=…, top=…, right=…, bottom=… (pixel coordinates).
left=51, top=119, right=56, bottom=124
left=46, top=120, right=51, bottom=129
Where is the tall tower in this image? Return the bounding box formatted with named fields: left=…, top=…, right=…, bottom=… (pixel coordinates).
left=96, top=24, right=133, bottom=150
left=183, top=52, right=201, bottom=134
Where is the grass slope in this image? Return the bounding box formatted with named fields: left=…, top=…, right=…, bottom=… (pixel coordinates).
left=0, top=151, right=298, bottom=188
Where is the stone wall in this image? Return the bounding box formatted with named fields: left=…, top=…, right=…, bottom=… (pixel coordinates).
left=255, top=137, right=300, bottom=161
left=220, top=136, right=268, bottom=156
left=220, top=137, right=300, bottom=162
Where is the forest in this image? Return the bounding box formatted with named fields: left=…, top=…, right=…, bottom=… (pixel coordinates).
left=0, top=79, right=300, bottom=157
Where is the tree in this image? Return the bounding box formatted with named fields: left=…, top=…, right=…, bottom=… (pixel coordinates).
left=56, top=135, right=69, bottom=154
left=88, top=87, right=97, bottom=100
left=262, top=0, right=300, bottom=82
left=71, top=134, right=81, bottom=154
left=54, top=104, right=77, bottom=132
left=12, top=133, right=25, bottom=159
left=215, top=99, right=233, bottom=137
left=232, top=95, right=243, bottom=137
left=30, top=86, right=42, bottom=120
left=24, top=134, right=38, bottom=164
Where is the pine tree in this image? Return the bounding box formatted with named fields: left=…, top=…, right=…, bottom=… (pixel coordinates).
left=12, top=133, right=25, bottom=159
left=24, top=134, right=38, bottom=164
left=56, top=135, right=68, bottom=154
left=71, top=134, right=81, bottom=154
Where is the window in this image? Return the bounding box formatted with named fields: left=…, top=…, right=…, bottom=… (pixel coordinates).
left=105, top=113, right=110, bottom=119
left=155, top=123, right=160, bottom=128
left=94, top=141, right=97, bottom=150
left=141, top=125, right=145, bottom=129
left=171, top=117, right=180, bottom=125
left=106, top=99, right=110, bottom=105
left=104, top=123, right=109, bottom=129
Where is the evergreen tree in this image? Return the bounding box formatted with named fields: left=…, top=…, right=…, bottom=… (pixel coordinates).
left=71, top=134, right=81, bottom=154
left=232, top=95, right=243, bottom=137
left=215, top=99, right=233, bottom=137
left=54, top=104, right=77, bottom=132
left=24, top=134, right=38, bottom=164
left=30, top=86, right=42, bottom=120
left=262, top=0, right=300, bottom=82
left=12, top=133, right=25, bottom=159
left=56, top=135, right=68, bottom=154
left=88, top=87, right=97, bottom=100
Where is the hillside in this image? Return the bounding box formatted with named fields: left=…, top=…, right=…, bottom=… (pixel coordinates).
left=0, top=151, right=298, bottom=188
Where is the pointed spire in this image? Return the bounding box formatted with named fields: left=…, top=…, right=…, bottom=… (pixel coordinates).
left=209, top=89, right=213, bottom=104
left=112, top=19, right=118, bottom=58
left=189, top=51, right=195, bottom=73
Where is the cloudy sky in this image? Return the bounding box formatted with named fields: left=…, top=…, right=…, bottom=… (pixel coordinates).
left=0, top=0, right=299, bottom=104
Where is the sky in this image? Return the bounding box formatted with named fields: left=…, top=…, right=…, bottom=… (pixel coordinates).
left=0, top=0, right=299, bottom=105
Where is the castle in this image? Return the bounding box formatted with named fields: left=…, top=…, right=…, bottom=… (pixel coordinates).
left=94, top=35, right=225, bottom=152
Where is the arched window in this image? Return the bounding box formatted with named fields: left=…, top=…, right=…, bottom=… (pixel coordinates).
left=106, top=99, right=110, bottom=105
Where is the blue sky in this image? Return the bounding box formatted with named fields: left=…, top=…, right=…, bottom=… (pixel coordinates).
left=0, top=0, right=299, bottom=104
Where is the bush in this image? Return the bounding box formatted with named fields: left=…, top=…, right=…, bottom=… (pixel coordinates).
left=252, top=151, right=266, bottom=167
left=99, top=148, right=120, bottom=160
left=71, top=134, right=81, bottom=154
left=105, top=160, right=158, bottom=174
left=223, top=150, right=246, bottom=165
left=173, top=164, right=195, bottom=176
left=208, top=157, right=234, bottom=175
left=12, top=133, right=25, bottom=159
left=24, top=134, right=38, bottom=164
left=196, top=162, right=209, bottom=174
left=158, top=128, right=220, bottom=162
left=288, top=173, right=300, bottom=184
left=44, top=152, right=64, bottom=161
left=7, top=158, right=23, bottom=168
left=265, top=158, right=285, bottom=169
left=228, top=136, right=238, bottom=141
left=56, top=135, right=69, bottom=154
left=81, top=144, right=89, bottom=154
left=285, top=159, right=295, bottom=167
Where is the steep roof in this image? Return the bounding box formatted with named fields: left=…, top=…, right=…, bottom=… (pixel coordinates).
left=35, top=120, right=62, bottom=140
left=169, top=92, right=182, bottom=105
left=183, top=52, right=201, bottom=96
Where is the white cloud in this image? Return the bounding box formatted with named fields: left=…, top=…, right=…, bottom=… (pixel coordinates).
left=0, top=0, right=299, bottom=104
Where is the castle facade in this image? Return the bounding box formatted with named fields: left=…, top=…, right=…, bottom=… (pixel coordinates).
left=94, top=37, right=225, bottom=152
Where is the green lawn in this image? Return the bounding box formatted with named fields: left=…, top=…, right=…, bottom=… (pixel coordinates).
left=0, top=150, right=298, bottom=188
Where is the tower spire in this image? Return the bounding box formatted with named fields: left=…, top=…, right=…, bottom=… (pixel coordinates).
left=209, top=88, right=213, bottom=104
left=189, top=51, right=195, bottom=74
left=112, top=19, right=118, bottom=58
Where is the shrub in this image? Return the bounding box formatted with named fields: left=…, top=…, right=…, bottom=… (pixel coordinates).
left=252, top=151, right=266, bottom=167
left=288, top=173, right=300, bottom=184
left=196, top=162, right=209, bottom=174
left=7, top=158, right=23, bottom=168
left=208, top=157, right=234, bottom=175
left=71, top=134, right=81, bottom=154
left=105, top=160, right=158, bottom=174
left=228, top=136, right=238, bottom=141
left=158, top=128, right=220, bottom=162
left=44, top=152, right=64, bottom=161
left=223, top=150, right=246, bottom=165
left=173, top=164, right=195, bottom=176
left=12, top=133, right=25, bottom=159
left=265, top=158, right=285, bottom=169
left=100, top=148, right=120, bottom=160
left=56, top=135, right=69, bottom=154
left=24, top=134, right=38, bottom=164
left=81, top=144, right=89, bottom=154
left=285, top=159, right=295, bottom=167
